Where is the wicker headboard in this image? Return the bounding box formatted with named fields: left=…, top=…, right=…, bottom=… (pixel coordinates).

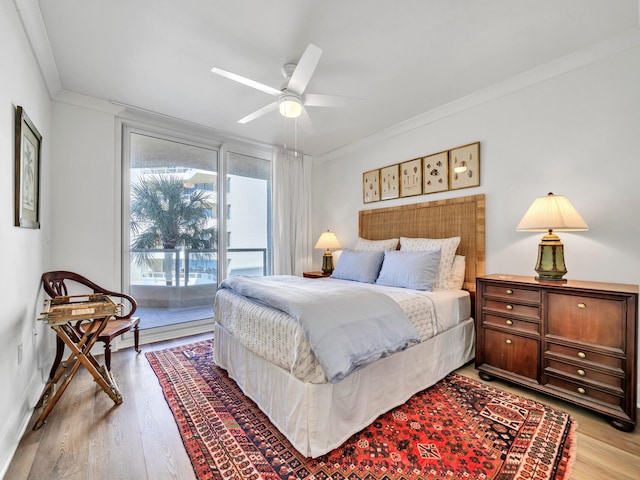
left=359, top=194, right=485, bottom=294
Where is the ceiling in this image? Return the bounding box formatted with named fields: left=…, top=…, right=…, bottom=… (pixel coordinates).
left=25, top=0, right=639, bottom=157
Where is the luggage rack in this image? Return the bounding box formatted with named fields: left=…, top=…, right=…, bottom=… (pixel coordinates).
left=34, top=294, right=124, bottom=429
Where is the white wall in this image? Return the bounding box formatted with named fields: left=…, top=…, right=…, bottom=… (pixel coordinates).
left=49, top=100, right=121, bottom=286
left=312, top=44, right=640, bottom=287
left=0, top=1, right=52, bottom=476
left=312, top=42, right=640, bottom=405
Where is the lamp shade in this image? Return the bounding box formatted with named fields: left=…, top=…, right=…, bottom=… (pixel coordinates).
left=516, top=193, right=588, bottom=232
left=314, top=230, right=341, bottom=250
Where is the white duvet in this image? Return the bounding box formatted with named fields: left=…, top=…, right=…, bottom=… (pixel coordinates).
left=214, top=276, right=470, bottom=384
left=218, top=275, right=420, bottom=383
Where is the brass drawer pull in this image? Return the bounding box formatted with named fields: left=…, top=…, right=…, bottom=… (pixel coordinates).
left=577, top=387, right=586, bottom=395
left=577, top=369, right=586, bottom=376
left=506, top=305, right=513, bottom=310
left=577, top=302, right=586, bottom=309
left=577, top=352, right=586, bottom=359
left=506, top=320, right=513, bottom=326
left=506, top=289, right=513, bottom=295
left=505, top=339, right=512, bottom=345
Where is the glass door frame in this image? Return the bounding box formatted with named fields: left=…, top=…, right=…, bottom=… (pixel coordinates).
left=121, top=121, right=222, bottom=338
left=119, top=117, right=273, bottom=343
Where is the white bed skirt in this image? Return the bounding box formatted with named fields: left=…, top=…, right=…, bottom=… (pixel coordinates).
left=214, top=317, right=475, bottom=458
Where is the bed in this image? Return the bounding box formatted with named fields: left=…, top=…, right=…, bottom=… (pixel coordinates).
left=213, top=194, right=485, bottom=458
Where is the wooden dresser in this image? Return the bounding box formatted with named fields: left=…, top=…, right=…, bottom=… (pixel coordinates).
left=475, top=274, right=638, bottom=431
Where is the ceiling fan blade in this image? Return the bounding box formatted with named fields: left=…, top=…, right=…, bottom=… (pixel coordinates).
left=286, top=44, right=322, bottom=95
left=210, top=67, right=281, bottom=97
left=238, top=102, right=279, bottom=124
left=304, top=93, right=360, bottom=108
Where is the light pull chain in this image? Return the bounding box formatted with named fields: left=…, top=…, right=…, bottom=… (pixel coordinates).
left=282, top=117, right=298, bottom=157
left=282, top=115, right=288, bottom=151
left=294, top=118, right=298, bottom=157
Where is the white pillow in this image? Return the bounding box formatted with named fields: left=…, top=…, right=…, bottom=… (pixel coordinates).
left=400, top=236, right=461, bottom=289
left=354, top=237, right=399, bottom=252
left=375, top=250, right=440, bottom=291
left=451, top=255, right=466, bottom=290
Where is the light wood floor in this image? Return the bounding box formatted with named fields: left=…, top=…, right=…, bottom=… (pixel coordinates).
left=5, top=334, right=640, bottom=480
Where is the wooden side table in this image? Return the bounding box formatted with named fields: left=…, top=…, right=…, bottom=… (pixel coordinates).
left=303, top=271, right=331, bottom=278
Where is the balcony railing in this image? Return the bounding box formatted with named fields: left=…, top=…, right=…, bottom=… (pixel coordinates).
left=130, top=247, right=267, bottom=286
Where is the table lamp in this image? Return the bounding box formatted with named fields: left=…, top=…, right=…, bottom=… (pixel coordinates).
left=516, top=192, right=588, bottom=281
left=314, top=230, right=341, bottom=274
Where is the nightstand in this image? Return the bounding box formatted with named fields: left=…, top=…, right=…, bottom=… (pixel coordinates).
left=303, top=271, right=331, bottom=278
left=476, top=274, right=638, bottom=431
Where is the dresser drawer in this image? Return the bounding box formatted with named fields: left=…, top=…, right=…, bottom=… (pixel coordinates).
left=547, top=292, right=626, bottom=350
left=545, top=358, right=623, bottom=389
left=482, top=329, right=539, bottom=381
left=545, top=375, right=624, bottom=410
left=545, top=343, right=623, bottom=371
left=483, top=313, right=540, bottom=334
left=483, top=283, right=541, bottom=303
left=483, top=299, right=540, bottom=320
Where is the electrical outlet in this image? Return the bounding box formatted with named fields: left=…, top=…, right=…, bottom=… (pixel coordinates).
left=17, top=343, right=24, bottom=365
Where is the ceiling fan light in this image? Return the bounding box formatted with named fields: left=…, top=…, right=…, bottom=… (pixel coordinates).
left=279, top=95, right=302, bottom=118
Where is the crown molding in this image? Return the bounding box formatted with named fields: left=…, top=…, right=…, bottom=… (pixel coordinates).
left=53, top=90, right=125, bottom=115
left=14, top=0, right=62, bottom=97
left=17, top=0, right=639, bottom=165
left=318, top=27, right=640, bottom=164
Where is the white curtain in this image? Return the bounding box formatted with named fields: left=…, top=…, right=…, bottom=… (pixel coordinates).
left=272, top=146, right=313, bottom=275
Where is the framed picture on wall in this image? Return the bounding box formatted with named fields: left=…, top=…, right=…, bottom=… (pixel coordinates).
left=362, top=169, right=380, bottom=203
left=423, top=151, right=449, bottom=194
left=380, top=164, right=400, bottom=200
left=400, top=158, right=422, bottom=197
left=14, top=106, right=42, bottom=229
left=450, top=142, right=480, bottom=190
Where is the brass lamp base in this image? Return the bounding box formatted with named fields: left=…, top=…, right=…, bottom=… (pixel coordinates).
left=534, top=231, right=567, bottom=282
left=321, top=250, right=334, bottom=275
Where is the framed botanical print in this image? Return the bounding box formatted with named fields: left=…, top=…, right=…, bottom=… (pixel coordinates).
left=400, top=158, right=422, bottom=197
left=362, top=169, right=380, bottom=203
left=14, top=106, right=42, bottom=229
left=380, top=164, right=400, bottom=200
left=423, top=151, right=449, bottom=194
left=450, top=142, right=480, bottom=190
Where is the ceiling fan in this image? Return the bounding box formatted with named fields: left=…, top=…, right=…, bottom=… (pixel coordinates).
left=210, top=44, right=351, bottom=124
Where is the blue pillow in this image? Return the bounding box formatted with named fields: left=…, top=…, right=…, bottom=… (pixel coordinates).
left=331, top=249, right=385, bottom=283
left=375, top=250, right=441, bottom=290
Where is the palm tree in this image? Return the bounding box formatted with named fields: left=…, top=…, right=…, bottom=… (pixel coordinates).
left=130, top=174, right=216, bottom=285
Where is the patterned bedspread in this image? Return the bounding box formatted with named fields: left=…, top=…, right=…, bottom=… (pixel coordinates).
left=214, top=277, right=470, bottom=384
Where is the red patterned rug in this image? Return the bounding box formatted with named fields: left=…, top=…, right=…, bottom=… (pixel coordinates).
left=146, top=339, right=576, bottom=480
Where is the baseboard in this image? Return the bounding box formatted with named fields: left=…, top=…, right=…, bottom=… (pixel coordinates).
left=115, top=317, right=214, bottom=350
left=0, top=369, right=47, bottom=479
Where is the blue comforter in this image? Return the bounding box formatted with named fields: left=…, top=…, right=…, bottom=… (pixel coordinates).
left=218, top=275, right=420, bottom=383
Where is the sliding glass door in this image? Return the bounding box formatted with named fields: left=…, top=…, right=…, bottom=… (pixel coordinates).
left=225, top=152, right=272, bottom=279
left=123, top=125, right=272, bottom=331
